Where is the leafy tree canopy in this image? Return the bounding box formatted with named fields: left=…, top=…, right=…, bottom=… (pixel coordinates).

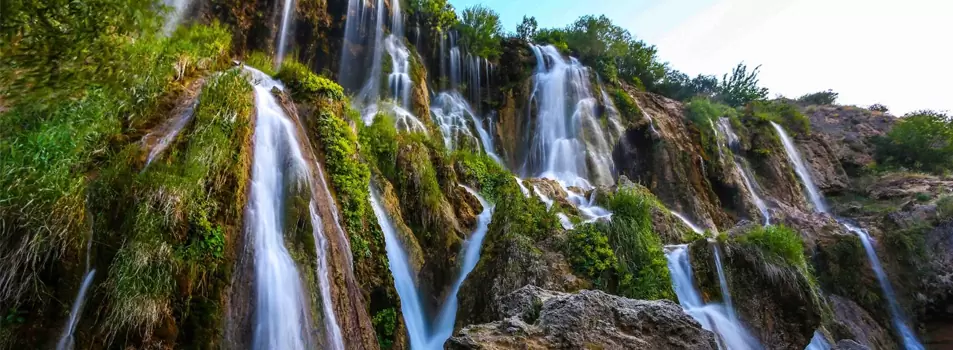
left=456, top=5, right=504, bottom=59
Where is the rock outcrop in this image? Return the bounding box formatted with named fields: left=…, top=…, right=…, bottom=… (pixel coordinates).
left=448, top=286, right=717, bottom=350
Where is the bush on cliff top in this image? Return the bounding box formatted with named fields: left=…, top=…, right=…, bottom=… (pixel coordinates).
left=734, top=224, right=807, bottom=268
left=873, top=110, right=953, bottom=174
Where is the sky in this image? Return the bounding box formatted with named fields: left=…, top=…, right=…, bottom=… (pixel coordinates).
left=449, top=0, right=953, bottom=116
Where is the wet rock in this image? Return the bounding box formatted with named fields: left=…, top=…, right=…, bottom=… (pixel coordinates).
left=449, top=287, right=717, bottom=349
left=614, top=92, right=729, bottom=230
left=797, top=132, right=850, bottom=194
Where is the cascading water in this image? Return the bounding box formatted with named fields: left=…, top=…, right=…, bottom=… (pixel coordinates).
left=143, top=98, right=198, bottom=167
left=712, top=244, right=738, bottom=323
left=806, top=331, right=831, bottom=350
left=275, top=0, right=296, bottom=67
left=369, top=185, right=429, bottom=349
left=384, top=0, right=411, bottom=109
left=244, top=67, right=343, bottom=350
left=353, top=0, right=386, bottom=119
left=162, top=0, right=194, bottom=34
left=57, top=215, right=98, bottom=350
left=771, top=122, right=826, bottom=213
left=665, top=245, right=761, bottom=350
left=370, top=182, right=494, bottom=349
left=715, top=118, right=770, bottom=225
left=772, top=121, right=924, bottom=349
left=843, top=223, right=924, bottom=350
left=430, top=92, right=500, bottom=162
left=514, top=176, right=531, bottom=198
left=522, top=45, right=615, bottom=189
left=429, top=186, right=494, bottom=348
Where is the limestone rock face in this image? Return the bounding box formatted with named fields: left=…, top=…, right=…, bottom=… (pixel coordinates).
left=802, top=105, right=895, bottom=175
left=797, top=132, right=850, bottom=194
left=448, top=287, right=717, bottom=350
left=614, top=91, right=729, bottom=230
left=867, top=173, right=953, bottom=201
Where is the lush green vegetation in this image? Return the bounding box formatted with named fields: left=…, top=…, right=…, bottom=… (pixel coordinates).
left=103, top=69, right=253, bottom=341
left=360, top=114, right=401, bottom=181
left=408, top=0, right=458, bottom=33
left=453, top=151, right=512, bottom=202
left=456, top=5, right=504, bottom=59
left=873, top=110, right=953, bottom=174
left=797, top=89, right=839, bottom=105
left=516, top=16, right=538, bottom=41
left=740, top=99, right=811, bottom=137
left=0, top=16, right=232, bottom=315
left=567, top=187, right=674, bottom=300
left=244, top=51, right=276, bottom=76
left=277, top=60, right=346, bottom=102
left=734, top=225, right=807, bottom=268
left=372, top=308, right=397, bottom=349
left=610, top=88, right=644, bottom=125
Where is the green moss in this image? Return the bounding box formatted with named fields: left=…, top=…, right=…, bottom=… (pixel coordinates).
left=453, top=151, right=511, bottom=202
left=276, top=60, right=345, bottom=102
left=360, top=114, right=400, bottom=180
left=611, top=88, right=643, bottom=126
left=815, top=234, right=885, bottom=319
left=315, top=109, right=374, bottom=260
left=567, top=224, right=617, bottom=282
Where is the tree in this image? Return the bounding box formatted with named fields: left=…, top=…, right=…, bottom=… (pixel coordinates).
left=874, top=110, right=953, bottom=173
left=797, top=89, right=839, bottom=105
left=457, top=5, right=503, bottom=59
left=717, top=63, right=769, bottom=107
left=516, top=16, right=538, bottom=41
left=408, top=0, right=457, bottom=32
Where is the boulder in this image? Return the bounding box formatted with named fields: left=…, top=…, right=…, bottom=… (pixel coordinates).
left=827, top=295, right=896, bottom=350
left=448, top=287, right=717, bottom=349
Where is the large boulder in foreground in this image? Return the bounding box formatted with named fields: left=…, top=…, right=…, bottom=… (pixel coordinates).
left=448, top=286, right=717, bottom=349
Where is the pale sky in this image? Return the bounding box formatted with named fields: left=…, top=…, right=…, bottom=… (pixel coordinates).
left=450, top=0, right=953, bottom=116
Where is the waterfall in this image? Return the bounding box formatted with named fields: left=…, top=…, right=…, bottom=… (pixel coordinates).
left=514, top=176, right=530, bottom=198
left=431, top=35, right=499, bottom=163
left=712, top=244, right=738, bottom=323
left=522, top=45, right=615, bottom=189
left=244, top=67, right=342, bottom=349
left=665, top=245, right=762, bottom=350
left=430, top=92, right=500, bottom=162
left=369, top=185, right=429, bottom=349
left=56, top=270, right=96, bottom=350
left=772, top=122, right=923, bottom=349
left=384, top=0, right=411, bottom=109
left=671, top=211, right=705, bottom=234
left=806, top=331, right=831, bottom=350
left=770, top=122, right=826, bottom=213
left=143, top=98, right=198, bottom=167
left=57, top=222, right=98, bottom=350
left=429, top=186, right=494, bottom=348
left=370, top=182, right=493, bottom=349
left=162, top=0, right=193, bottom=34
left=842, top=223, right=924, bottom=350
left=275, top=0, right=296, bottom=67
left=353, top=0, right=386, bottom=119
left=715, top=118, right=770, bottom=225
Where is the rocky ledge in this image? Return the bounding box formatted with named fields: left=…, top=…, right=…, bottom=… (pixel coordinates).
left=447, top=285, right=717, bottom=349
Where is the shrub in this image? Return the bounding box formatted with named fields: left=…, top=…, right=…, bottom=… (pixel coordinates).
left=735, top=225, right=806, bottom=267
left=873, top=110, right=953, bottom=174
left=516, top=16, right=538, bottom=41
left=797, top=89, right=839, bottom=105
left=276, top=60, right=345, bottom=101
left=567, top=224, right=617, bottom=283
left=685, top=97, right=735, bottom=127
left=742, top=100, right=811, bottom=136
left=937, top=196, right=953, bottom=222
left=408, top=0, right=458, bottom=33
left=372, top=308, right=397, bottom=349
left=869, top=104, right=889, bottom=113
